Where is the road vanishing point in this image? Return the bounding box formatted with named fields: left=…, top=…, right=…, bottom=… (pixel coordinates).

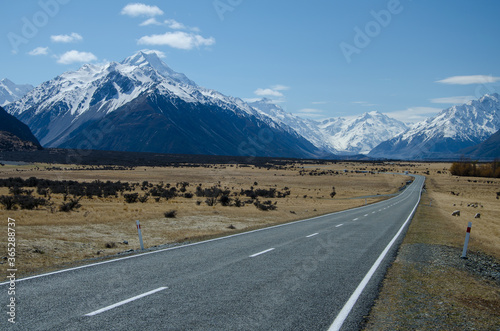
left=1, top=175, right=425, bottom=330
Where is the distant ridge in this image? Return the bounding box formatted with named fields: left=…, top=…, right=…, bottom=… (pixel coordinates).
left=0, top=105, right=41, bottom=151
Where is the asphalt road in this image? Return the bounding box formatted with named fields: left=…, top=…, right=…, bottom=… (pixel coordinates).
left=1, top=175, right=424, bottom=330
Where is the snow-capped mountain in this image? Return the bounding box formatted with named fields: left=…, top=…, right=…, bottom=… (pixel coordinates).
left=369, top=93, right=500, bottom=159
left=249, top=98, right=407, bottom=155
left=248, top=98, right=334, bottom=152
left=318, top=111, right=408, bottom=154
left=0, top=79, right=33, bottom=106
left=6, top=50, right=320, bottom=158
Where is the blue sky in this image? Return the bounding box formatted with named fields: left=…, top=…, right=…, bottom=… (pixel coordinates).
left=1, top=0, right=500, bottom=123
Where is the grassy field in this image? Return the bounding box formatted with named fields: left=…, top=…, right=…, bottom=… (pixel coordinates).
left=0, top=161, right=409, bottom=277
left=1, top=160, right=498, bottom=329
left=365, top=163, right=500, bottom=330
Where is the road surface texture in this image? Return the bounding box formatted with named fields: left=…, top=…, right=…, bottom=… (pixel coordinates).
left=1, top=175, right=424, bottom=330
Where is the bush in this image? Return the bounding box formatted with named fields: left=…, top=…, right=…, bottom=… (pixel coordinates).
left=16, top=195, right=47, bottom=210
left=164, top=210, right=177, bottom=218
left=124, top=193, right=139, bottom=203
left=219, top=195, right=231, bottom=206
left=205, top=197, right=217, bottom=206
left=59, top=198, right=81, bottom=212
left=254, top=200, right=277, bottom=211
left=0, top=195, right=16, bottom=210
left=138, top=194, right=149, bottom=203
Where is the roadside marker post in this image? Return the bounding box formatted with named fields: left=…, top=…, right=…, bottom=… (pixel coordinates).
left=461, top=222, right=472, bottom=259
left=136, top=220, right=144, bottom=250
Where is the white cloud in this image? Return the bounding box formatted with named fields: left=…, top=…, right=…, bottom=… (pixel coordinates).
left=430, top=96, right=475, bottom=104
left=57, top=50, right=97, bottom=64
left=436, top=75, right=500, bottom=85
left=138, top=31, right=215, bottom=50
left=254, top=88, right=284, bottom=98
left=140, top=18, right=162, bottom=26
left=51, top=33, right=83, bottom=43
left=164, top=19, right=187, bottom=30
left=383, top=107, right=442, bottom=124
left=145, top=49, right=166, bottom=58
left=140, top=18, right=200, bottom=32
left=121, top=3, right=164, bottom=17
left=312, top=101, right=327, bottom=105
left=28, top=47, right=49, bottom=56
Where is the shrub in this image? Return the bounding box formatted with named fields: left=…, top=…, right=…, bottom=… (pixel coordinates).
left=124, top=193, right=139, bottom=203
left=138, top=194, right=149, bottom=203
left=233, top=198, right=243, bottom=207
left=0, top=195, right=16, bottom=210
left=219, top=195, right=231, bottom=206
left=254, top=201, right=277, bottom=211
left=205, top=197, right=217, bottom=206
left=164, top=210, right=177, bottom=218
left=60, top=198, right=81, bottom=212
left=16, top=195, right=47, bottom=210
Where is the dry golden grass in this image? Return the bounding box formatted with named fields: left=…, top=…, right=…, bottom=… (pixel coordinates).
left=0, top=161, right=409, bottom=277
left=365, top=163, right=500, bottom=330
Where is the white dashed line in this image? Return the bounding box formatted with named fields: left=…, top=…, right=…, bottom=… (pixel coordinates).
left=249, top=248, right=275, bottom=258
left=306, top=233, right=319, bottom=238
left=336, top=224, right=343, bottom=228
left=85, top=287, right=167, bottom=316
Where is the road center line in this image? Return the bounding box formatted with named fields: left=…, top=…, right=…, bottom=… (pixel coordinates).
left=85, top=287, right=168, bottom=317
left=306, top=233, right=319, bottom=238
left=249, top=248, right=275, bottom=258
left=335, top=224, right=343, bottom=228
left=352, top=218, right=358, bottom=221
left=364, top=214, right=369, bottom=217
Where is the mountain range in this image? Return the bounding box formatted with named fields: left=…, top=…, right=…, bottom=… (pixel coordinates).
left=0, top=79, right=33, bottom=107
left=248, top=99, right=408, bottom=155
left=4, top=50, right=500, bottom=160
left=369, top=93, right=500, bottom=160
left=5, top=51, right=320, bottom=158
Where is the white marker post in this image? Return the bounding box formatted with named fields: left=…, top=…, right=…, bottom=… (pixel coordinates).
left=136, top=220, right=144, bottom=250
left=461, top=222, right=472, bottom=259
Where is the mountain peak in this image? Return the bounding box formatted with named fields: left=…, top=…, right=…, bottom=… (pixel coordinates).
left=121, top=50, right=195, bottom=86
left=0, top=79, right=34, bottom=107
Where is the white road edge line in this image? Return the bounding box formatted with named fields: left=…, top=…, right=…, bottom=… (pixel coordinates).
left=306, top=233, right=319, bottom=238
left=249, top=248, right=275, bottom=258
left=328, top=179, right=422, bottom=331
left=335, top=224, right=343, bottom=228
left=85, top=287, right=167, bottom=317
left=0, top=174, right=417, bottom=286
